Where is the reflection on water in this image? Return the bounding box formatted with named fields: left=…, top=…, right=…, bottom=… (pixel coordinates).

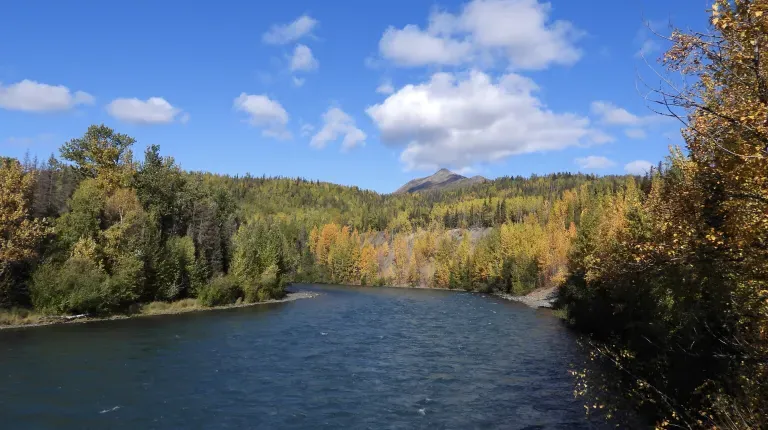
left=0, top=285, right=618, bottom=429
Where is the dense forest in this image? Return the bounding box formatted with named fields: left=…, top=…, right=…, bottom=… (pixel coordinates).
left=1, top=126, right=629, bottom=313
left=1, top=0, right=766, bottom=428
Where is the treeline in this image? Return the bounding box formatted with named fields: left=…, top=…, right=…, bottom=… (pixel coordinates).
left=305, top=188, right=583, bottom=294
left=559, top=1, right=767, bottom=428
left=1, top=122, right=632, bottom=316
left=0, top=126, right=294, bottom=314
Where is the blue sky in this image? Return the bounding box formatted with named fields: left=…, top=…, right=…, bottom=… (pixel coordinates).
left=0, top=0, right=707, bottom=193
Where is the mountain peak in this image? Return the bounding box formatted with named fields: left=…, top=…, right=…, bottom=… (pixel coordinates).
left=393, top=169, right=487, bottom=194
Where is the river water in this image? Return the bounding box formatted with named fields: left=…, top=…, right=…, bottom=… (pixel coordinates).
left=0, top=285, right=611, bottom=429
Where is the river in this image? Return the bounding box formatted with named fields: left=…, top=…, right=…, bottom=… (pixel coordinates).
left=0, top=285, right=611, bottom=429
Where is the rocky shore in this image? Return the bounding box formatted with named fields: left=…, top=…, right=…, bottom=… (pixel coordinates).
left=495, top=286, right=557, bottom=309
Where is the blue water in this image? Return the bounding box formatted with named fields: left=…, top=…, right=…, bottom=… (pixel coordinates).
left=0, top=285, right=608, bottom=429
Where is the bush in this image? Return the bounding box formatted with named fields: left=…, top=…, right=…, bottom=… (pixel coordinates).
left=258, top=263, right=286, bottom=301
left=141, top=298, right=198, bottom=315
left=31, top=257, right=108, bottom=315
left=105, top=254, right=144, bottom=310
left=196, top=275, right=241, bottom=307
left=30, top=253, right=145, bottom=315
left=241, top=264, right=285, bottom=303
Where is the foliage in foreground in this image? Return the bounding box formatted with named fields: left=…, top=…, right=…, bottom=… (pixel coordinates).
left=560, top=1, right=768, bottom=427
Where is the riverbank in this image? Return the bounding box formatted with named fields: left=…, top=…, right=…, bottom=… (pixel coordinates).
left=0, top=291, right=318, bottom=331
left=342, top=282, right=556, bottom=308
left=495, top=286, right=557, bottom=308
left=295, top=281, right=554, bottom=308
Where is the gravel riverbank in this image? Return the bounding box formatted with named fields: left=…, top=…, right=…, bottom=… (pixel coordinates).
left=495, top=287, right=557, bottom=309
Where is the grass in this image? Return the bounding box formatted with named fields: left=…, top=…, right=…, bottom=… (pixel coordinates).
left=0, top=307, right=45, bottom=326
left=551, top=307, right=569, bottom=321
left=1, top=291, right=311, bottom=330
left=139, top=298, right=200, bottom=315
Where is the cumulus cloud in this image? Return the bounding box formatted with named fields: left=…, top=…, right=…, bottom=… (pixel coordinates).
left=292, top=77, right=306, bottom=87
left=290, top=44, right=318, bottom=72
left=262, top=15, right=318, bottom=45
left=378, top=0, right=582, bottom=70
left=379, top=25, right=472, bottom=66
left=107, top=97, right=185, bottom=124
left=624, top=159, right=653, bottom=175
left=311, top=107, right=366, bottom=151
left=366, top=70, right=605, bottom=171
left=233, top=93, right=291, bottom=139
left=0, top=80, right=94, bottom=112
left=575, top=155, right=615, bottom=170
left=376, top=80, right=395, bottom=95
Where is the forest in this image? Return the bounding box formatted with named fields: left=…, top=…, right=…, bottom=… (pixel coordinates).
left=1, top=0, right=766, bottom=428
left=1, top=127, right=628, bottom=313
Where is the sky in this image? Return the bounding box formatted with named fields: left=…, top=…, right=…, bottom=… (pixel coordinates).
left=0, top=0, right=710, bottom=193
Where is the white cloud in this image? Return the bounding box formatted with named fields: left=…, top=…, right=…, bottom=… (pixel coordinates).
left=376, top=80, right=395, bottom=95
left=300, top=122, right=315, bottom=137
left=0, top=80, right=94, bottom=112
left=624, top=159, right=653, bottom=175
left=575, top=155, right=615, bottom=170
left=311, top=107, right=366, bottom=151
left=292, top=77, right=306, bottom=87
left=378, top=0, right=582, bottom=70
left=262, top=15, right=318, bottom=45
left=290, top=44, right=318, bottom=72
left=233, top=93, right=291, bottom=139
left=588, top=130, right=615, bottom=144
left=107, top=97, right=185, bottom=124
left=624, top=128, right=647, bottom=139
left=591, top=101, right=662, bottom=127
left=366, top=70, right=604, bottom=171
left=379, top=25, right=473, bottom=66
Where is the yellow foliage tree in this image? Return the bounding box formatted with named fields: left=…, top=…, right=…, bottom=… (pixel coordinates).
left=0, top=158, right=47, bottom=264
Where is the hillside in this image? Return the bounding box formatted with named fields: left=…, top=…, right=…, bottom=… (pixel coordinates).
left=393, top=169, right=487, bottom=194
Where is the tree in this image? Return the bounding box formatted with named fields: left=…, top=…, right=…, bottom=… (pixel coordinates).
left=133, top=145, right=188, bottom=235
left=0, top=158, right=49, bottom=306
left=357, top=242, right=378, bottom=285
left=561, top=3, right=768, bottom=426
left=60, top=124, right=135, bottom=188
left=0, top=158, right=48, bottom=264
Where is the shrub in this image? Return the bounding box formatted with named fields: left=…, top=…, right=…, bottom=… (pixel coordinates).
left=31, top=257, right=108, bottom=315
left=0, top=307, right=43, bottom=326
left=105, top=254, right=144, bottom=310
left=141, top=298, right=198, bottom=315
left=30, top=253, right=145, bottom=315
left=241, top=264, right=285, bottom=303
left=196, top=275, right=240, bottom=307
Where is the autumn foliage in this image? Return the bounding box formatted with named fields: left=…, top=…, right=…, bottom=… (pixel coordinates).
left=560, top=1, right=768, bottom=427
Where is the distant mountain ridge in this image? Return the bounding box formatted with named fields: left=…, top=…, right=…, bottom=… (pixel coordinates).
left=394, top=169, right=487, bottom=194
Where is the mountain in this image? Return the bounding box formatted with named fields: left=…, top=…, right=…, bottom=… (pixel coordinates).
left=393, top=169, right=487, bottom=194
